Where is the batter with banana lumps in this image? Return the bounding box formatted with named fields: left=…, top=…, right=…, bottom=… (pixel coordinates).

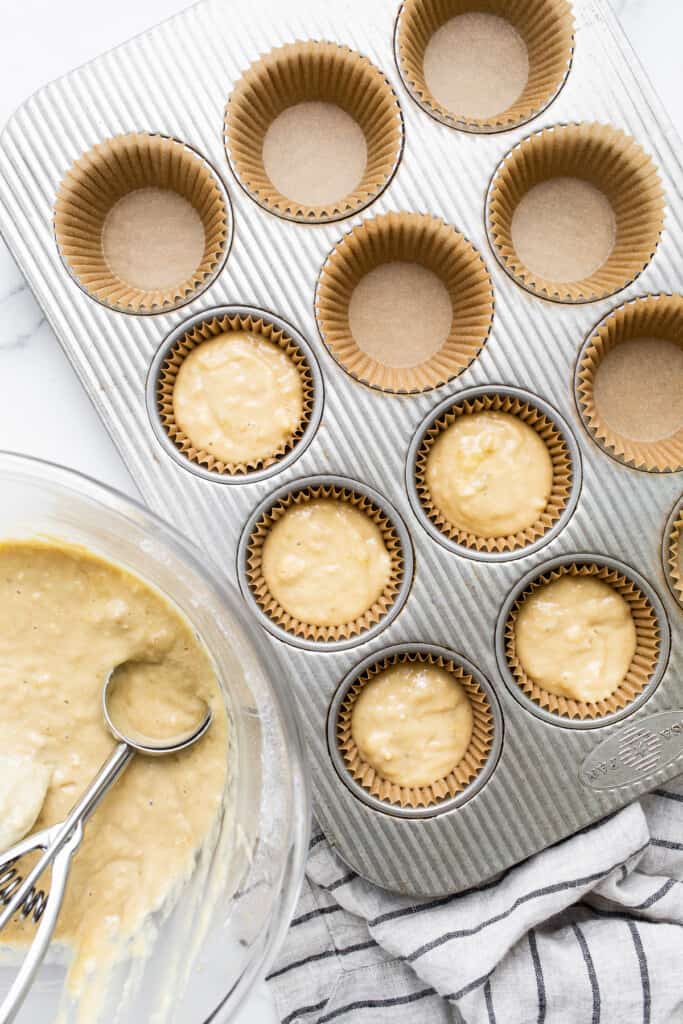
left=172, top=331, right=304, bottom=465
left=351, top=663, right=473, bottom=788
left=425, top=410, right=553, bottom=537
left=261, top=499, right=392, bottom=627
left=514, top=575, right=637, bottom=702
left=0, top=540, right=227, bottom=994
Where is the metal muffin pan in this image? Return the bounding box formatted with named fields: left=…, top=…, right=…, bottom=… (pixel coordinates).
left=0, top=0, right=681, bottom=896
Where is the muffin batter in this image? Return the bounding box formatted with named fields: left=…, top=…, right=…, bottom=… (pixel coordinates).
left=351, top=663, right=473, bottom=787
left=514, top=575, right=637, bottom=702
left=425, top=410, right=553, bottom=537
left=261, top=499, right=392, bottom=626
left=0, top=541, right=227, bottom=994
left=172, top=331, right=304, bottom=465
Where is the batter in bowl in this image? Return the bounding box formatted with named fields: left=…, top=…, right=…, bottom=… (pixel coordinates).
left=425, top=410, right=553, bottom=537
left=0, top=540, right=228, bottom=996
left=261, top=499, right=392, bottom=627
left=514, top=575, right=637, bottom=702
left=172, top=331, right=304, bottom=465
left=351, top=663, right=473, bottom=787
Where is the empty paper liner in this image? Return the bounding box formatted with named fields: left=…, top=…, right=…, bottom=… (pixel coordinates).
left=395, top=0, right=574, bottom=133
left=576, top=294, right=683, bottom=473
left=315, top=211, right=494, bottom=392
left=336, top=649, right=495, bottom=809
left=54, top=133, right=230, bottom=314
left=666, top=501, right=683, bottom=607
left=487, top=122, right=664, bottom=303
left=224, top=40, right=403, bottom=223
left=156, top=313, right=315, bottom=476
left=245, top=484, right=405, bottom=643
left=505, top=562, right=661, bottom=721
left=414, top=391, right=573, bottom=552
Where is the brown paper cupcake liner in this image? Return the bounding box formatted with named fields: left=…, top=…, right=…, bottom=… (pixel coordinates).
left=245, top=484, right=405, bottom=642
left=336, top=649, right=494, bottom=808
left=156, top=313, right=315, bottom=476
left=576, top=294, right=683, bottom=472
left=488, top=122, right=665, bottom=303
left=505, top=563, right=661, bottom=720
left=667, top=503, right=683, bottom=606
left=54, top=133, right=230, bottom=314
left=396, top=0, right=574, bottom=133
left=414, top=392, right=572, bottom=552
left=224, top=40, right=403, bottom=223
left=315, top=211, right=494, bottom=393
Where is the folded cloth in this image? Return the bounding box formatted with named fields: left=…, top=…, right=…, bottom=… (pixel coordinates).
left=268, top=779, right=683, bottom=1023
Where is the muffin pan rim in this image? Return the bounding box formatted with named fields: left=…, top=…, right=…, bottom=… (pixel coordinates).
left=145, top=304, right=325, bottom=485
left=392, top=0, right=576, bottom=136
left=236, top=473, right=415, bottom=653
left=405, top=383, right=583, bottom=561
left=327, top=642, right=504, bottom=819
left=52, top=130, right=235, bottom=317
left=494, top=551, right=672, bottom=730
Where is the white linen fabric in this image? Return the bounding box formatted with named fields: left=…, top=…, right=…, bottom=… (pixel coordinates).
left=269, top=781, right=683, bottom=1023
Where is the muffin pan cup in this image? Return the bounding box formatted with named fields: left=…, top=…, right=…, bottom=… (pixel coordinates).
left=146, top=305, right=324, bottom=483
left=664, top=497, right=683, bottom=609
left=224, top=40, right=404, bottom=223
left=237, top=475, right=414, bottom=653
left=2, top=0, right=683, bottom=899
left=495, top=553, right=671, bottom=729
left=315, top=211, right=495, bottom=393
left=54, top=132, right=232, bottom=315
left=394, top=0, right=575, bottom=134
left=406, top=384, right=581, bottom=560
left=328, top=643, right=503, bottom=818
left=575, top=294, right=683, bottom=473
left=486, top=122, right=665, bottom=303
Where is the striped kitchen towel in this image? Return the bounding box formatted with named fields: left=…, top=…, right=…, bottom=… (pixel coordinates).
left=268, top=780, right=683, bottom=1023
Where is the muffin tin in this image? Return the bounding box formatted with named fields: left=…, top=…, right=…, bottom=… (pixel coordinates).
left=0, top=0, right=681, bottom=897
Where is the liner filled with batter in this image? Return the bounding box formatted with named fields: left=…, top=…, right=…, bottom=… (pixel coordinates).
left=315, top=211, right=494, bottom=392
left=414, top=391, right=573, bottom=553
left=336, top=649, right=494, bottom=809
left=395, top=0, right=574, bottom=133
left=245, top=484, right=405, bottom=644
left=54, top=133, right=230, bottom=314
left=224, top=41, right=403, bottom=223
left=505, top=561, right=661, bottom=720
left=156, top=312, right=315, bottom=476
left=576, top=294, right=683, bottom=473
left=487, top=122, right=664, bottom=303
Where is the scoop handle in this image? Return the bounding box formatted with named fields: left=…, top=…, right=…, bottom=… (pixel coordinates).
left=0, top=743, right=134, bottom=1024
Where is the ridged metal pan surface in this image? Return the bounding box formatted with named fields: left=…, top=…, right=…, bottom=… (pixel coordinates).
left=0, top=0, right=681, bottom=896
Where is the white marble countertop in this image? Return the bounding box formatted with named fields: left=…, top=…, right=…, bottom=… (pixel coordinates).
left=0, top=1, right=681, bottom=1021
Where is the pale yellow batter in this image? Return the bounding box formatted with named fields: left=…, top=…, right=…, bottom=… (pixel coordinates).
left=514, top=575, right=637, bottom=702
left=261, top=499, right=392, bottom=626
left=172, top=331, right=304, bottom=464
left=0, top=541, right=227, bottom=995
left=425, top=410, right=553, bottom=537
left=351, top=663, right=473, bottom=787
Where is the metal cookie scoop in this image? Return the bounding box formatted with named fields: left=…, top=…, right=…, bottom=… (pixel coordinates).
left=0, top=662, right=213, bottom=1024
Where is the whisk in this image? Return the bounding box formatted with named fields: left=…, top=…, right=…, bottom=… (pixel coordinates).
left=0, top=662, right=213, bottom=1024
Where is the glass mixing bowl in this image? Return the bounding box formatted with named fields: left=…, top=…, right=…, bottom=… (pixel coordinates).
left=0, top=451, right=310, bottom=1022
